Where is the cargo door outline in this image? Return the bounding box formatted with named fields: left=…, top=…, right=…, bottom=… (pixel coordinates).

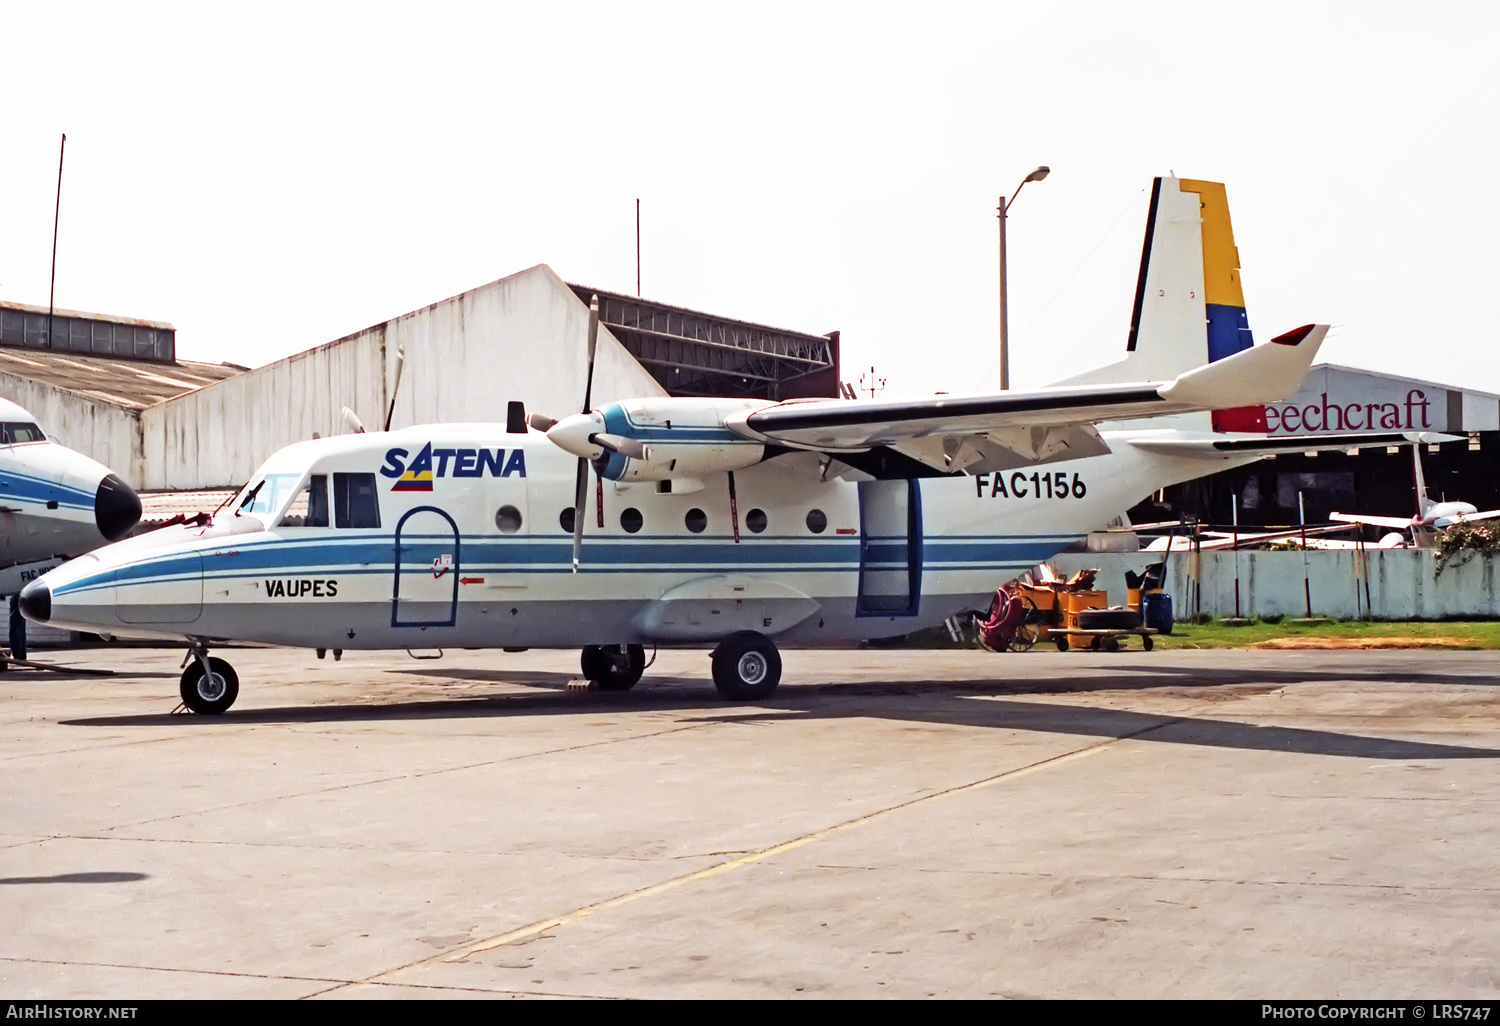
left=856, top=479, right=922, bottom=616
left=392, top=506, right=461, bottom=628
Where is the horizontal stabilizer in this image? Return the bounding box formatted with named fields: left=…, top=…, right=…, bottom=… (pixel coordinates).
left=1156, top=325, right=1327, bottom=409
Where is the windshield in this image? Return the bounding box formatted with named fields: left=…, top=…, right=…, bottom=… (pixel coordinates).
left=236, top=473, right=304, bottom=519
left=0, top=422, right=45, bottom=444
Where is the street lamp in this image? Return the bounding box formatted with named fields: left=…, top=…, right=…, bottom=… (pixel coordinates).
left=998, top=165, right=1050, bottom=390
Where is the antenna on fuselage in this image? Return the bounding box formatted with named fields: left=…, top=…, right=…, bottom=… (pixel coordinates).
left=342, top=407, right=366, bottom=434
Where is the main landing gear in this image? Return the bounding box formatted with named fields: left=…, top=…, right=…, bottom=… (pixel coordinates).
left=577, top=632, right=783, bottom=701
left=580, top=644, right=647, bottom=691
left=179, top=647, right=239, bottom=715
left=710, top=631, right=781, bottom=701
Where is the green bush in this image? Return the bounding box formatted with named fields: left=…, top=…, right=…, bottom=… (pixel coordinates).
left=1433, top=521, right=1500, bottom=577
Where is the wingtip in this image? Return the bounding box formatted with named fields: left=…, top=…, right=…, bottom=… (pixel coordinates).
left=1270, top=324, right=1327, bottom=347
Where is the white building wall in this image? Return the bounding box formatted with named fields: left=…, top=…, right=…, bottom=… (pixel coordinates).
left=0, top=372, right=143, bottom=483
left=139, top=264, right=665, bottom=490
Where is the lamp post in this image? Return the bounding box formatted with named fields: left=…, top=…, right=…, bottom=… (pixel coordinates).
left=998, top=165, right=1049, bottom=390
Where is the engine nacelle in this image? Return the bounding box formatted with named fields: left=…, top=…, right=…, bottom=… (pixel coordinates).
left=571, top=398, right=771, bottom=482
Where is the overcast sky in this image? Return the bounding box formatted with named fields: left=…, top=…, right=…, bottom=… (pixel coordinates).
left=2, top=1, right=1496, bottom=398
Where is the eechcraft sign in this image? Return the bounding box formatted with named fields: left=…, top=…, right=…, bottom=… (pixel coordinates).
left=1267, top=387, right=1436, bottom=433
left=1258, top=366, right=1498, bottom=436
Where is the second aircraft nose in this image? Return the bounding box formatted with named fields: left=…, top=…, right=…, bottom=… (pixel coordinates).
left=18, top=580, right=50, bottom=624
left=94, top=474, right=142, bottom=542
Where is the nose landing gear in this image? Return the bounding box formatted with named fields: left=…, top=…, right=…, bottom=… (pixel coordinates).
left=179, top=647, right=239, bottom=715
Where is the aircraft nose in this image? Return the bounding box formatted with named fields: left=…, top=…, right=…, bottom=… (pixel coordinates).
left=18, top=580, right=50, bottom=624
left=94, top=474, right=142, bottom=542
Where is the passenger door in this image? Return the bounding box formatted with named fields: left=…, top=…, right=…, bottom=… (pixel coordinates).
left=392, top=507, right=460, bottom=628
left=856, top=480, right=922, bottom=616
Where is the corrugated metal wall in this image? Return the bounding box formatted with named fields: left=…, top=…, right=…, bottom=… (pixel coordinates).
left=137, top=264, right=665, bottom=490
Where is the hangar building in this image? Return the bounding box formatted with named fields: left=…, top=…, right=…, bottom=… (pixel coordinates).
left=0, top=265, right=841, bottom=497
left=1136, top=365, right=1500, bottom=528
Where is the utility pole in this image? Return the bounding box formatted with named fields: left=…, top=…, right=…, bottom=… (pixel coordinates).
left=635, top=198, right=641, bottom=297
left=47, top=133, right=66, bottom=350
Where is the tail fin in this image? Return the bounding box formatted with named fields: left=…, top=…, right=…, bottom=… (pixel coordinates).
left=1412, top=444, right=1435, bottom=517
left=1059, top=176, right=1260, bottom=429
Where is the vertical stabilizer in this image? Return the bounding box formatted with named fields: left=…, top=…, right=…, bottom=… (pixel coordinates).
left=1058, top=176, right=1261, bottom=431
left=1412, top=444, right=1434, bottom=517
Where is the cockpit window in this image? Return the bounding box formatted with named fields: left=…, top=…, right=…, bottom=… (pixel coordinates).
left=277, top=475, right=329, bottom=528
left=237, top=473, right=303, bottom=518
left=0, top=422, right=45, bottom=444
left=333, top=473, right=381, bottom=529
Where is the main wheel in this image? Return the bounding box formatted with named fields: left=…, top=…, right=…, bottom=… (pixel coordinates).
left=711, top=632, right=782, bottom=701
left=179, top=657, right=239, bottom=715
left=580, top=644, right=646, bottom=691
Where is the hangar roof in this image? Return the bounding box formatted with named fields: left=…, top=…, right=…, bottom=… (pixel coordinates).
left=569, top=284, right=840, bottom=400
left=0, top=346, right=243, bottom=410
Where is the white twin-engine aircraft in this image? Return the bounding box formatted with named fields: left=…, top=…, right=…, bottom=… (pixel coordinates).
left=21, top=178, right=1412, bottom=712
left=0, top=396, right=141, bottom=598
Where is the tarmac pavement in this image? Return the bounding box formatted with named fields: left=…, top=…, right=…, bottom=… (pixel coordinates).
left=2, top=644, right=1497, bottom=998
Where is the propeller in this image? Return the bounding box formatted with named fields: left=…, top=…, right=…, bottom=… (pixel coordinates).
left=336, top=344, right=404, bottom=436
left=383, top=345, right=407, bottom=432
left=570, top=297, right=601, bottom=572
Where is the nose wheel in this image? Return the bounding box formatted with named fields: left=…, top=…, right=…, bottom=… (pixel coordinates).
left=711, top=631, right=782, bottom=701
left=179, top=653, right=239, bottom=715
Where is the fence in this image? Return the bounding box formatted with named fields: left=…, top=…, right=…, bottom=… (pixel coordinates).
left=1050, top=549, right=1500, bottom=620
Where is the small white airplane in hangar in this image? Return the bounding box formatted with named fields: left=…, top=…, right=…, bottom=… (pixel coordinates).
left=1327, top=442, right=1500, bottom=547
left=19, top=177, right=1418, bottom=713
left=0, top=395, right=142, bottom=658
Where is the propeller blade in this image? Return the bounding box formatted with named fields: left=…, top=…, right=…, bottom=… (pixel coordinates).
left=527, top=412, right=558, bottom=432
left=572, top=456, right=589, bottom=573
left=580, top=296, right=599, bottom=416
left=570, top=296, right=601, bottom=573
left=590, top=432, right=647, bottom=460
left=383, top=345, right=406, bottom=432
left=341, top=407, right=366, bottom=434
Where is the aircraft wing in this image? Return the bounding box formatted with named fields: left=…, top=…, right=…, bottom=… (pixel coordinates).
left=1451, top=509, right=1500, bottom=524
left=735, top=326, right=1325, bottom=472
left=1329, top=512, right=1417, bottom=530
left=1144, top=523, right=1358, bottom=551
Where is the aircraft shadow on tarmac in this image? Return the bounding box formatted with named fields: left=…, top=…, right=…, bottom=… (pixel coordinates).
left=58, top=667, right=1500, bottom=761
left=0, top=872, right=148, bottom=885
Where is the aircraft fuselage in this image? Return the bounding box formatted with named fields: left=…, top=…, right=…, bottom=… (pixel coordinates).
left=26, top=424, right=1239, bottom=649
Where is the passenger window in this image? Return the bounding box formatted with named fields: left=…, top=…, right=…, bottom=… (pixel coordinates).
left=278, top=475, right=329, bottom=528
left=334, top=473, right=381, bottom=528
